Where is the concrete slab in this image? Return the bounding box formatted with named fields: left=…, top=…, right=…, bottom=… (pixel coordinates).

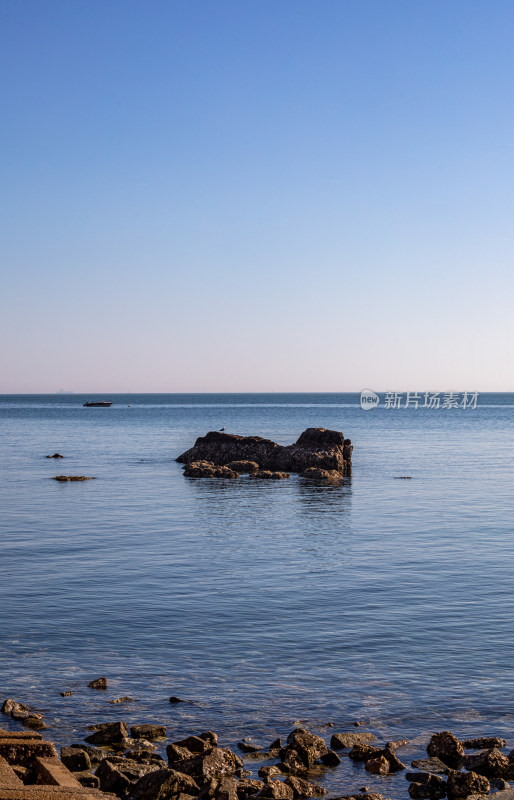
left=34, top=759, right=81, bottom=788
left=0, top=740, right=57, bottom=767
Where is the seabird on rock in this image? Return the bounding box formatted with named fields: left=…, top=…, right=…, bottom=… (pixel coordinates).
left=219, top=427, right=226, bottom=432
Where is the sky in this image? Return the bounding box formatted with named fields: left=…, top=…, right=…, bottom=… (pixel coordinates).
left=1, top=0, right=513, bottom=392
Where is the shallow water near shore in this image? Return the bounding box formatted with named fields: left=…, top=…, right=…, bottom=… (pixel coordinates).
left=1, top=393, right=514, bottom=797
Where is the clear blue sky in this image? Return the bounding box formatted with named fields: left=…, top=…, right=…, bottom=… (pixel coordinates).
left=1, top=0, right=513, bottom=392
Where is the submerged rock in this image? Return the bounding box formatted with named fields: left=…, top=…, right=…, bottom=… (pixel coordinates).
left=301, top=468, right=343, bottom=481
left=238, top=741, right=263, bottom=753
left=22, top=716, right=46, bottom=730
left=109, top=696, right=135, bottom=704
left=46, top=453, right=64, bottom=458
left=87, top=677, right=108, bottom=690
left=53, top=475, right=95, bottom=481
left=250, top=471, right=290, bottom=480
left=227, top=461, right=259, bottom=474
left=183, top=461, right=239, bottom=479
left=411, top=758, right=451, bottom=775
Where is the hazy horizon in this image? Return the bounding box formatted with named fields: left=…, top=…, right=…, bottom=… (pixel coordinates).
left=1, top=0, right=513, bottom=393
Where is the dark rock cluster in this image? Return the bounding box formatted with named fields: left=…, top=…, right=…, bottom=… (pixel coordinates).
left=177, top=429, right=352, bottom=480
left=3, top=692, right=513, bottom=800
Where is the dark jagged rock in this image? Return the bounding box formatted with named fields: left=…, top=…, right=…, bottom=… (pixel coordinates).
left=366, top=755, right=390, bottom=774
left=492, top=780, right=511, bottom=791
left=198, top=776, right=240, bottom=800
left=330, top=794, right=384, bottom=800
left=9, top=702, right=34, bottom=721
left=273, top=429, right=351, bottom=474
left=258, top=780, right=294, bottom=799
left=411, top=758, right=451, bottom=775
left=250, top=471, right=290, bottom=480
left=60, top=691, right=73, bottom=697
left=259, top=766, right=282, bottom=780
left=320, top=749, right=341, bottom=767
left=408, top=773, right=447, bottom=800
left=279, top=728, right=328, bottom=771
left=87, top=676, right=108, bottom=690
left=301, top=468, right=343, bottom=481
left=174, top=734, right=215, bottom=754
left=84, top=720, right=128, bottom=745
left=383, top=743, right=407, bottom=771
left=178, top=433, right=280, bottom=468
left=60, top=746, right=91, bottom=772
left=284, top=775, right=328, bottom=797
left=238, top=778, right=266, bottom=798
left=464, top=748, right=510, bottom=778
left=53, top=475, right=95, bottom=481
left=76, top=771, right=100, bottom=788
left=349, top=744, right=382, bottom=762
left=389, top=739, right=409, bottom=750
left=70, top=742, right=105, bottom=764
left=175, top=746, right=244, bottom=782
left=183, top=461, right=239, bottom=479
left=46, top=454, right=64, bottom=458
left=177, top=428, right=352, bottom=476
left=96, top=755, right=159, bottom=794
left=238, top=741, right=263, bottom=753
left=447, top=769, right=489, bottom=798
left=126, top=766, right=199, bottom=800
left=330, top=732, right=377, bottom=750
left=130, top=724, right=166, bottom=740
left=109, top=696, right=135, bottom=704
left=169, top=695, right=186, bottom=704
left=427, top=733, right=464, bottom=769
left=125, top=749, right=166, bottom=765
left=22, top=716, right=46, bottom=730
left=168, top=743, right=195, bottom=764
left=463, top=738, right=506, bottom=750
left=227, top=461, right=259, bottom=474
left=96, top=759, right=132, bottom=796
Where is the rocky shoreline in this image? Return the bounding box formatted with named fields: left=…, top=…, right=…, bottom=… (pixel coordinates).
left=2, top=688, right=514, bottom=800
left=176, top=428, right=353, bottom=481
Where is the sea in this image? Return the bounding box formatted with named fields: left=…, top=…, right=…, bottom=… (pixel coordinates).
left=1, top=392, right=513, bottom=797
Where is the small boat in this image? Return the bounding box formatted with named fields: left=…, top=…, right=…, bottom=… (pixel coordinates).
left=83, top=401, right=113, bottom=407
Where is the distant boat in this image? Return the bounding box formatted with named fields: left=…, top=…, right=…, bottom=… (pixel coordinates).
left=83, top=401, right=113, bottom=407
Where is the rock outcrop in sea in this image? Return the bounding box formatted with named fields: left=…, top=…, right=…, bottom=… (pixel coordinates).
left=177, top=428, right=352, bottom=479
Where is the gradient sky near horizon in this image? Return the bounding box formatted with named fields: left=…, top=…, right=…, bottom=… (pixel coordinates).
left=1, top=0, right=514, bottom=392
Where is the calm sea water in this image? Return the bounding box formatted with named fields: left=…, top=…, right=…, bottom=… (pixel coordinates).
left=1, top=393, right=513, bottom=796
